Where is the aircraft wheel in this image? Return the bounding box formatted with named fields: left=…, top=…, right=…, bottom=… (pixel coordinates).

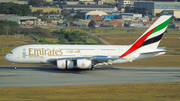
left=14, top=66, right=17, bottom=70
left=91, top=65, right=95, bottom=70
left=91, top=67, right=95, bottom=71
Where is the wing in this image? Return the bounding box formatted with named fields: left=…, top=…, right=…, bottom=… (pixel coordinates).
left=46, top=55, right=124, bottom=65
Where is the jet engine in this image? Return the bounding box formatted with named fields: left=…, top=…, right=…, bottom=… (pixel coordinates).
left=77, top=59, right=92, bottom=69
left=57, top=60, right=73, bottom=69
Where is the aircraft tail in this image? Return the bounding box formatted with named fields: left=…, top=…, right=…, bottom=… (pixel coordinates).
left=120, top=15, right=172, bottom=58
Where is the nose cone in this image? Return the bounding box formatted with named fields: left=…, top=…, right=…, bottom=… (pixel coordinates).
left=4, top=54, right=12, bottom=62
left=4, top=54, right=9, bottom=62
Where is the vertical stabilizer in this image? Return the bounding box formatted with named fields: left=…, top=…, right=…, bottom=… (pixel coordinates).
left=120, top=15, right=172, bottom=58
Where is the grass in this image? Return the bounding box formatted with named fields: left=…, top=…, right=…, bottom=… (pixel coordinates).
left=0, top=83, right=180, bottom=101
left=0, top=35, right=28, bottom=45
left=0, top=35, right=29, bottom=55
left=112, top=55, right=180, bottom=67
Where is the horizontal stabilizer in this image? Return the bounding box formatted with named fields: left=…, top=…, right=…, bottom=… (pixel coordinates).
left=140, top=50, right=168, bottom=55
left=157, top=47, right=166, bottom=49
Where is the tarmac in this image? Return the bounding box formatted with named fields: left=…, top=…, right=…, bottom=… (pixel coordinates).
left=0, top=66, right=180, bottom=88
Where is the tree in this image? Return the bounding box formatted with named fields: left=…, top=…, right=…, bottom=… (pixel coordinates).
left=61, top=9, right=70, bottom=16
left=57, top=10, right=60, bottom=14
left=21, top=4, right=31, bottom=16
left=88, top=20, right=95, bottom=29
left=60, top=1, right=67, bottom=5
left=73, top=14, right=82, bottom=19
left=3, top=26, right=11, bottom=36
left=0, top=2, right=31, bottom=16
left=33, top=9, right=43, bottom=16
left=117, top=4, right=123, bottom=10
left=28, top=0, right=43, bottom=7
left=0, top=20, right=19, bottom=35
left=38, top=16, right=47, bottom=21
left=78, top=1, right=85, bottom=5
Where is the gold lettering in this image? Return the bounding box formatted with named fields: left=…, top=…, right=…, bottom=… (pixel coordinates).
left=45, top=50, right=47, bottom=55
left=34, top=49, right=41, bottom=55
left=60, top=50, right=63, bottom=55
left=52, top=49, right=55, bottom=55
left=28, top=48, right=64, bottom=56
left=39, top=49, right=41, bottom=55
left=29, top=48, right=33, bottom=55
left=48, top=50, right=51, bottom=55
left=55, top=50, right=59, bottom=55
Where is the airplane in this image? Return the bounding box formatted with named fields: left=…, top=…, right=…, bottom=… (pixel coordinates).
left=4, top=15, right=172, bottom=70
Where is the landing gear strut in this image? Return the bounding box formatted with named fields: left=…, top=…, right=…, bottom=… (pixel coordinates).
left=13, top=63, right=17, bottom=70
left=14, top=66, right=17, bottom=70
left=91, top=65, right=95, bottom=71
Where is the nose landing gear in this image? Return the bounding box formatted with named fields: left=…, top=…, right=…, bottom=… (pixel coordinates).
left=12, top=63, right=17, bottom=70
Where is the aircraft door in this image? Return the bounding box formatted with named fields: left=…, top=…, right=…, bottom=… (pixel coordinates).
left=17, top=52, right=21, bottom=59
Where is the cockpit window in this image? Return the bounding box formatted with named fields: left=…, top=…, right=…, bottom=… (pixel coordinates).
left=9, top=52, right=13, bottom=54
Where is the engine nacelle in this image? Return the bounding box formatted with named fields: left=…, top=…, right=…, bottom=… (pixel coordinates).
left=57, top=60, right=74, bottom=69
left=77, top=59, right=92, bottom=69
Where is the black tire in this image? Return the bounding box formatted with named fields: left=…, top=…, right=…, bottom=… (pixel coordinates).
left=14, top=66, right=17, bottom=70
left=91, top=67, right=95, bottom=71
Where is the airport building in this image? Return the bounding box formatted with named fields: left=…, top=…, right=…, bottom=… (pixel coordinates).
left=85, top=11, right=121, bottom=20
left=116, top=13, right=142, bottom=20
left=6, top=16, right=39, bottom=26
left=85, top=10, right=108, bottom=19
left=85, top=10, right=142, bottom=20
left=119, top=0, right=137, bottom=6
left=160, top=10, right=180, bottom=19
left=134, top=1, right=180, bottom=16
left=0, top=14, right=18, bottom=20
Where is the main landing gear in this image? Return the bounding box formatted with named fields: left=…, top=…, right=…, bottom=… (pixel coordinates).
left=91, top=67, right=95, bottom=71
left=91, top=65, right=95, bottom=71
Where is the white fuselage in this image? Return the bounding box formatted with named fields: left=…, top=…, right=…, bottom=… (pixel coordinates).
left=4, top=44, right=165, bottom=66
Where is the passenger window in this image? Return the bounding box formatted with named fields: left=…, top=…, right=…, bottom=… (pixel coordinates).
left=9, top=52, right=13, bottom=54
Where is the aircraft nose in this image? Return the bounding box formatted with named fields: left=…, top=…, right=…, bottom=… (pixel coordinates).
left=4, top=54, right=11, bottom=62
left=4, top=54, right=9, bottom=61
